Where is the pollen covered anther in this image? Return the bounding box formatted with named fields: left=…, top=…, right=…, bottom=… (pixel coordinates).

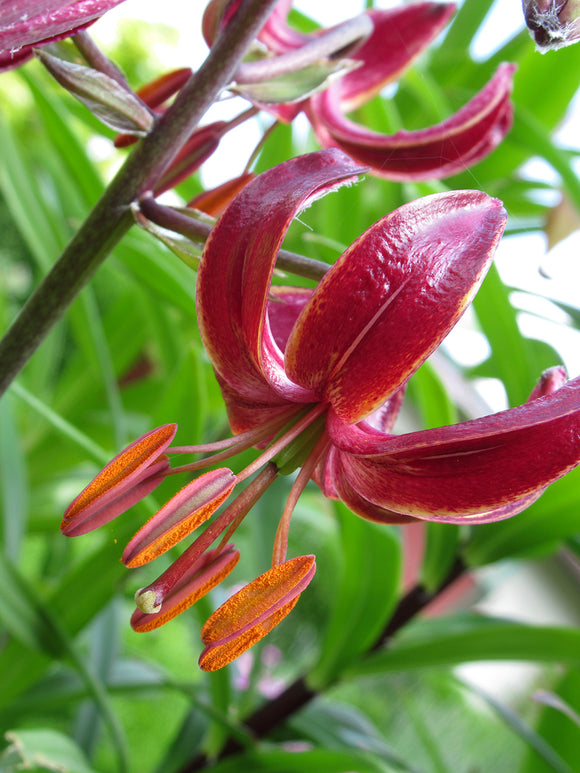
left=199, top=555, right=316, bottom=671
left=123, top=468, right=236, bottom=567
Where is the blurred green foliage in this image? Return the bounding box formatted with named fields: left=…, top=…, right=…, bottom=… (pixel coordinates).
left=1, top=2, right=580, bottom=772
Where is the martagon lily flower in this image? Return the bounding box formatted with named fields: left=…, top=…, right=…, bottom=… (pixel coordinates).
left=204, top=0, right=515, bottom=180
left=62, top=149, right=580, bottom=670
left=0, top=0, right=127, bottom=71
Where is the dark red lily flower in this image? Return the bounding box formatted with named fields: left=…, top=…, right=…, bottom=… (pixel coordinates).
left=197, top=148, right=580, bottom=525
left=203, top=0, right=515, bottom=180
left=0, top=0, right=127, bottom=71
left=62, top=150, right=580, bottom=668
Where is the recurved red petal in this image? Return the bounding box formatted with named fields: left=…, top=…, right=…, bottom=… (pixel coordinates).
left=257, top=0, right=308, bottom=53
left=196, top=149, right=365, bottom=408
left=311, top=63, right=515, bottom=181
left=198, top=554, right=315, bottom=670
left=0, top=0, right=126, bottom=70
left=327, top=446, right=414, bottom=524
left=285, top=190, right=506, bottom=424
left=338, top=4, right=455, bottom=112
left=329, top=375, right=580, bottom=521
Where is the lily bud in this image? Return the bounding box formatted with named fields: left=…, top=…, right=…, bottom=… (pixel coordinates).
left=199, top=555, right=316, bottom=671
left=154, top=122, right=227, bottom=195
left=528, top=366, right=568, bottom=401
left=523, top=0, right=580, bottom=51
left=188, top=172, right=255, bottom=217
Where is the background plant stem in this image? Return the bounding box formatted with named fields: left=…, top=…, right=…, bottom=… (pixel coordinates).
left=0, top=0, right=279, bottom=398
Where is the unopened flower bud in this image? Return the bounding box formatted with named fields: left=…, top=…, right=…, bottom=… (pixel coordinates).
left=523, top=0, right=580, bottom=51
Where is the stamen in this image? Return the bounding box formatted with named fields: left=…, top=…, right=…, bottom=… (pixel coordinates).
left=167, top=406, right=297, bottom=472
left=135, top=465, right=278, bottom=605
left=132, top=543, right=240, bottom=632
left=123, top=468, right=236, bottom=567
left=237, top=403, right=328, bottom=482
left=272, top=432, right=330, bottom=566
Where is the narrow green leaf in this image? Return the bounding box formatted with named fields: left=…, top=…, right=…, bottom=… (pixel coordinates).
left=0, top=556, right=129, bottom=771
left=409, top=360, right=457, bottom=430
left=438, top=0, right=496, bottom=54
left=0, top=117, right=64, bottom=271
left=521, top=669, right=580, bottom=773
left=344, top=617, right=580, bottom=679
left=510, top=108, right=580, bottom=214
left=421, top=523, right=459, bottom=593
left=0, top=554, right=65, bottom=657
left=0, top=392, right=28, bottom=557
left=290, top=702, right=421, bottom=773
left=310, top=502, right=401, bottom=687
left=20, top=66, right=104, bottom=205
left=10, top=382, right=110, bottom=466
left=205, top=748, right=391, bottom=773
left=462, top=680, right=573, bottom=773
left=473, top=262, right=538, bottom=407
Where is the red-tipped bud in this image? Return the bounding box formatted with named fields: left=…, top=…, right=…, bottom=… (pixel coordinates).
left=131, top=543, right=240, bottom=632
left=187, top=172, right=254, bottom=217
left=114, top=68, right=193, bottom=147
left=61, top=424, right=177, bottom=536
left=154, top=121, right=227, bottom=195
left=528, top=366, right=568, bottom=401
left=123, top=468, right=236, bottom=567
left=199, top=554, right=316, bottom=671
left=523, top=0, right=580, bottom=51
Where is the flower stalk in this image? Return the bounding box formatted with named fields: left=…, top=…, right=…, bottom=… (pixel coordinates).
left=0, top=0, right=281, bottom=398
left=137, top=196, right=332, bottom=281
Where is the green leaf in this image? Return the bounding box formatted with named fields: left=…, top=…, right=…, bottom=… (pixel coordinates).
left=462, top=680, right=573, bottom=773
left=0, top=556, right=129, bottom=771
left=290, top=702, right=420, bottom=773
left=205, top=748, right=392, bottom=773
left=409, top=360, right=457, bottom=430
left=36, top=48, right=153, bottom=135
left=473, top=262, right=538, bottom=407
left=438, top=0, right=496, bottom=55
left=420, top=523, right=459, bottom=593
left=521, top=669, right=580, bottom=773
left=1, top=729, right=97, bottom=773
left=0, top=393, right=28, bottom=558
left=309, top=502, right=401, bottom=687
left=20, top=67, right=104, bottom=206
left=9, top=382, right=110, bottom=466
left=0, top=554, right=65, bottom=657
left=0, top=117, right=65, bottom=271
left=344, top=616, right=580, bottom=680
left=464, top=467, right=580, bottom=565
left=235, top=58, right=357, bottom=104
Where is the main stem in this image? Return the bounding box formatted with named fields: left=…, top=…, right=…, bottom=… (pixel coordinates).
left=0, top=0, right=279, bottom=398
